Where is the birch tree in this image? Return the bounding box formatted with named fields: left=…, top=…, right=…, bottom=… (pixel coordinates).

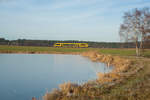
left=119, top=8, right=150, bottom=56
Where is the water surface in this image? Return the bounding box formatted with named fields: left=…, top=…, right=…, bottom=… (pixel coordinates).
left=0, top=54, right=113, bottom=100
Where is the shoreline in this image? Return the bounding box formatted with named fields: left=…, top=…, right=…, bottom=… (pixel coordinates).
left=41, top=51, right=137, bottom=100
left=81, top=51, right=133, bottom=83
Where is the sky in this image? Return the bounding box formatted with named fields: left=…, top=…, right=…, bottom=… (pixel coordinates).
left=0, top=0, right=150, bottom=42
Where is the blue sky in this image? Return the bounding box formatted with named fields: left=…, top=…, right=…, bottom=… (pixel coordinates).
left=0, top=0, right=150, bottom=42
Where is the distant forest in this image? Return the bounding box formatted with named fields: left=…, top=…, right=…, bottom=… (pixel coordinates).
left=0, top=38, right=149, bottom=48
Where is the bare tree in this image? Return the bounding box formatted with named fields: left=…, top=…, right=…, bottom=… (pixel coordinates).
left=143, top=29, right=150, bottom=49
left=119, top=8, right=150, bottom=56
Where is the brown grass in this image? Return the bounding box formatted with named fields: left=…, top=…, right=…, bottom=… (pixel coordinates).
left=43, top=51, right=142, bottom=100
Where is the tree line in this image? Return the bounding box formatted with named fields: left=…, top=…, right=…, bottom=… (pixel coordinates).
left=0, top=37, right=141, bottom=48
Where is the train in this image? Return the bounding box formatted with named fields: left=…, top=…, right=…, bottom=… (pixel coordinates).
left=53, top=43, right=88, bottom=48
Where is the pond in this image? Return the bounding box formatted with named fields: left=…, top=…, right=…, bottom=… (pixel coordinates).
left=0, top=54, right=113, bottom=100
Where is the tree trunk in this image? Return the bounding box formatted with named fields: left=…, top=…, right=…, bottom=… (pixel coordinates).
left=136, top=40, right=139, bottom=56
left=140, top=40, right=143, bottom=55
left=140, top=34, right=145, bottom=55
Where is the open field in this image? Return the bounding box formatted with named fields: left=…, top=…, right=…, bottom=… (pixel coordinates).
left=1, top=45, right=150, bottom=100
left=0, top=45, right=94, bottom=54
left=0, top=45, right=150, bottom=57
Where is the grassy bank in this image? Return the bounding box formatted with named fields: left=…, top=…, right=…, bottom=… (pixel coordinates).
left=43, top=52, right=150, bottom=100
left=44, top=59, right=150, bottom=100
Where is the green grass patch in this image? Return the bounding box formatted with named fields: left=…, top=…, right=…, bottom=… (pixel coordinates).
left=0, top=45, right=95, bottom=53
left=99, top=49, right=150, bottom=57
left=0, top=45, right=150, bottom=57
left=98, top=49, right=136, bottom=56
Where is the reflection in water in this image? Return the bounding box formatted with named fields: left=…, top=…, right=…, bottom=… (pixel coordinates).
left=0, top=54, right=113, bottom=100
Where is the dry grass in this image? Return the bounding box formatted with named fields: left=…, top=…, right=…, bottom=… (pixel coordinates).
left=44, top=58, right=150, bottom=100
left=43, top=51, right=150, bottom=100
